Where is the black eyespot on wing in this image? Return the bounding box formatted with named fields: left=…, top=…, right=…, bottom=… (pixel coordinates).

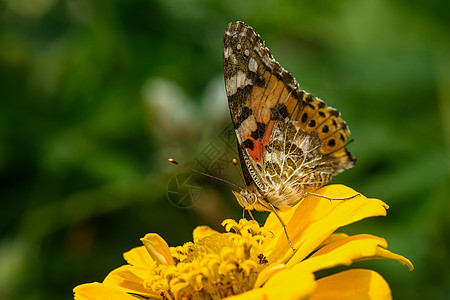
left=329, top=109, right=340, bottom=117
left=305, top=94, right=314, bottom=103
left=301, top=113, right=308, bottom=123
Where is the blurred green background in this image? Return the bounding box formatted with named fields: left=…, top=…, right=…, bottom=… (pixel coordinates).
left=1, top=0, right=449, bottom=299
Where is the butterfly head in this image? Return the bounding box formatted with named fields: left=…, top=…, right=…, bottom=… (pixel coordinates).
left=232, top=186, right=271, bottom=211
left=232, top=189, right=258, bottom=210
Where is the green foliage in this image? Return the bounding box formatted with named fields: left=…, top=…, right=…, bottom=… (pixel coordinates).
left=1, top=0, right=449, bottom=299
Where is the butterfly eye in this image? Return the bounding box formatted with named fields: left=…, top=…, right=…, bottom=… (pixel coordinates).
left=247, top=193, right=256, bottom=204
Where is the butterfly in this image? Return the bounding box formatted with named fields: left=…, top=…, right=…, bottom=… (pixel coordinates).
left=223, top=22, right=356, bottom=249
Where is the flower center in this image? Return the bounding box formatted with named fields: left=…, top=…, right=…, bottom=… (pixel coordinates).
left=145, top=219, right=271, bottom=300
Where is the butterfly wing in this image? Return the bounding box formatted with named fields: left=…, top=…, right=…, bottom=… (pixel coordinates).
left=223, top=22, right=355, bottom=207
left=223, top=22, right=271, bottom=191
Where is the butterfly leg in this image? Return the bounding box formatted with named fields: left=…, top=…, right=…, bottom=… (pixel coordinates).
left=242, top=208, right=256, bottom=220
left=247, top=210, right=257, bottom=221
left=268, top=203, right=295, bottom=251
left=304, top=192, right=360, bottom=202
left=290, top=192, right=359, bottom=208
left=243, top=209, right=261, bottom=225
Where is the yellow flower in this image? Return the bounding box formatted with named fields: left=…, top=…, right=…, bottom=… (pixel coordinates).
left=73, top=185, right=413, bottom=300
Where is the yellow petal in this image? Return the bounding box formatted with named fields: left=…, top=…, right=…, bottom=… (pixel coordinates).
left=102, top=265, right=158, bottom=298
left=262, top=265, right=317, bottom=300
left=223, top=287, right=267, bottom=300
left=311, top=269, right=392, bottom=300
left=123, top=246, right=153, bottom=267
left=141, top=233, right=174, bottom=265
left=265, top=185, right=388, bottom=264
left=73, top=282, right=136, bottom=300
left=225, top=266, right=316, bottom=300
left=315, top=233, right=349, bottom=250
left=193, top=225, right=219, bottom=243
left=264, top=184, right=366, bottom=229
left=253, top=263, right=286, bottom=288
left=355, top=246, right=414, bottom=271
left=296, top=234, right=396, bottom=272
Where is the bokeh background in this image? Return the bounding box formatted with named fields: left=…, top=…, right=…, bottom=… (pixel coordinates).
left=1, top=0, right=449, bottom=299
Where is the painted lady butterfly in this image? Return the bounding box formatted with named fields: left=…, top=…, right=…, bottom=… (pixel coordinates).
left=223, top=22, right=356, bottom=247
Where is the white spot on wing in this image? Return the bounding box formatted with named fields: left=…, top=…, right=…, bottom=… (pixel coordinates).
left=244, top=49, right=250, bottom=56
left=249, top=57, right=258, bottom=72
left=231, top=53, right=237, bottom=65
left=255, top=46, right=263, bottom=56
left=224, top=47, right=232, bottom=59
left=226, top=70, right=253, bottom=95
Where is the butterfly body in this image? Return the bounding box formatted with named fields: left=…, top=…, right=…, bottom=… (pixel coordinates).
left=232, top=117, right=334, bottom=212
left=223, top=22, right=356, bottom=214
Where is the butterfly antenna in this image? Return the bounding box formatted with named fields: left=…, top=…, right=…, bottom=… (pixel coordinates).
left=232, top=159, right=246, bottom=187
left=168, top=158, right=242, bottom=190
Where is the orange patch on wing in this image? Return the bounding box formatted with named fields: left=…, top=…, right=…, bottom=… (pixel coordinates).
left=247, top=74, right=290, bottom=125
left=261, top=82, right=287, bottom=123
left=248, top=84, right=266, bottom=108
left=249, top=74, right=276, bottom=120
left=265, top=79, right=286, bottom=107
left=285, top=94, right=302, bottom=119
left=246, top=120, right=275, bottom=162
left=263, top=120, right=275, bottom=149
left=279, top=86, right=293, bottom=107
left=246, top=138, right=262, bottom=162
